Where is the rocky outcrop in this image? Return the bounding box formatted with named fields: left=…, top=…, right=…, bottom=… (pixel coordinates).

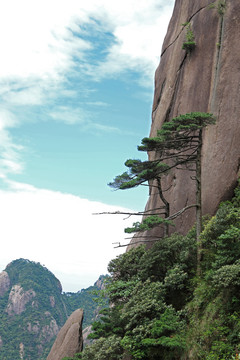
left=130, top=0, right=240, bottom=246
left=47, top=308, right=83, bottom=360
left=6, top=285, right=36, bottom=316
left=94, top=274, right=107, bottom=290
left=0, top=271, right=10, bottom=296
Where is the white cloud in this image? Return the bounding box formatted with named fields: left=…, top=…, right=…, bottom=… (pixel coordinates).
left=0, top=0, right=174, bottom=103
left=83, top=0, right=174, bottom=84
left=0, top=183, right=139, bottom=292
left=86, top=101, right=109, bottom=107
left=0, top=1, right=91, bottom=81
left=87, top=123, right=121, bottom=133
left=0, top=109, right=24, bottom=177
left=0, top=0, right=174, bottom=291
left=49, top=106, right=90, bottom=125
left=3, top=86, right=45, bottom=106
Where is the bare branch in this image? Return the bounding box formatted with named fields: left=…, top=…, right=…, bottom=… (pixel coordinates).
left=114, top=238, right=161, bottom=248
left=92, top=207, right=167, bottom=216
left=167, top=204, right=197, bottom=220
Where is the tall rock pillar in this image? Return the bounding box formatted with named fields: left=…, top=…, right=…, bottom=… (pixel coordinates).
left=47, top=308, right=83, bottom=360
left=132, top=0, right=240, bottom=244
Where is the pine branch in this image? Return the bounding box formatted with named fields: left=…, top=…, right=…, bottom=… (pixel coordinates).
left=112, top=204, right=197, bottom=247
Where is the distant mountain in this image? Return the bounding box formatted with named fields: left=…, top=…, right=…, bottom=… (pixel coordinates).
left=63, top=274, right=108, bottom=328
left=0, top=258, right=106, bottom=360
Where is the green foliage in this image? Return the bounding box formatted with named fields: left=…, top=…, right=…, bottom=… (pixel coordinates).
left=88, top=306, right=126, bottom=339
left=81, top=232, right=198, bottom=359
left=141, top=308, right=186, bottom=360
left=109, top=112, right=215, bottom=242
left=0, top=260, right=106, bottom=360
left=0, top=259, right=67, bottom=360
left=124, top=215, right=173, bottom=233
left=208, top=1, right=226, bottom=16
left=79, top=336, right=124, bottom=360
left=139, top=112, right=215, bottom=152
left=182, top=23, right=196, bottom=52
left=63, top=275, right=108, bottom=328
left=6, top=258, right=62, bottom=294
left=108, top=245, right=146, bottom=281
left=78, top=181, right=240, bottom=360
left=108, top=159, right=169, bottom=190
left=61, top=352, right=87, bottom=360
left=201, top=202, right=240, bottom=270
left=211, top=261, right=240, bottom=289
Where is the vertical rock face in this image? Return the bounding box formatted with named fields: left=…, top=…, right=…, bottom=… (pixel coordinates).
left=47, top=308, right=84, bottom=360
left=0, top=271, right=10, bottom=297
left=133, top=0, right=240, bottom=241
left=6, top=285, right=36, bottom=316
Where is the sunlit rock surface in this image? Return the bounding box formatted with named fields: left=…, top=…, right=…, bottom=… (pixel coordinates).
left=47, top=308, right=83, bottom=360
left=129, top=0, right=240, bottom=248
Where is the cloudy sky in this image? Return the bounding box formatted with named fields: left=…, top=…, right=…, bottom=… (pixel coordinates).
left=0, top=0, right=174, bottom=292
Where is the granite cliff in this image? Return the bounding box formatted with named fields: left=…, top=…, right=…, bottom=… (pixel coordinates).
left=130, top=0, right=240, bottom=247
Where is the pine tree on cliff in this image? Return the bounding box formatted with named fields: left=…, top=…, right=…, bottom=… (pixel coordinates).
left=108, top=159, right=171, bottom=236
left=109, top=112, right=215, bottom=274
left=139, top=112, right=215, bottom=274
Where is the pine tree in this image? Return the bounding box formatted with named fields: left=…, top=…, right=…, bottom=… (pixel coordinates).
left=109, top=112, right=216, bottom=272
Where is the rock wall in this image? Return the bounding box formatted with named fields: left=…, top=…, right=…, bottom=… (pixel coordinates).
left=6, top=285, right=36, bottom=316
left=130, top=0, right=240, bottom=246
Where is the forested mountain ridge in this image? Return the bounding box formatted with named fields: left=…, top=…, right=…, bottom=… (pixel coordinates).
left=0, top=259, right=104, bottom=359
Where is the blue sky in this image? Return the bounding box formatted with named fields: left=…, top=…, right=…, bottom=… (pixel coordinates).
left=0, top=0, right=174, bottom=291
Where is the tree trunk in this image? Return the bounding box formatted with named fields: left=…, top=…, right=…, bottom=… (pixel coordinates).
left=196, top=129, right=202, bottom=276
left=157, top=177, right=170, bottom=237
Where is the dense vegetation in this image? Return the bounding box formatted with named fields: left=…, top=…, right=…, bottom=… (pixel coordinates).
left=65, top=180, right=240, bottom=360
left=0, top=259, right=104, bottom=359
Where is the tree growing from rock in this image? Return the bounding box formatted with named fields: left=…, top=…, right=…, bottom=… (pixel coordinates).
left=109, top=112, right=215, bottom=272
left=108, top=159, right=171, bottom=236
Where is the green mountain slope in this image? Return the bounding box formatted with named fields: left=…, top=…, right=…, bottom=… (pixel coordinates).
left=0, top=259, right=105, bottom=360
